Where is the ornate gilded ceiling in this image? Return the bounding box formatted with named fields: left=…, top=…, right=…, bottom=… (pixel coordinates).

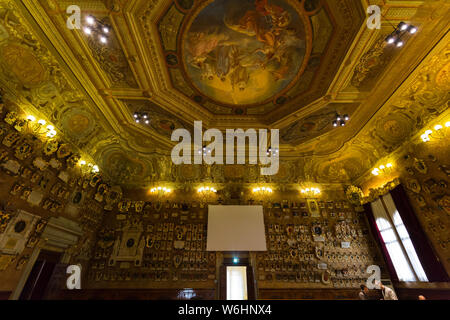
left=0, top=0, right=448, bottom=187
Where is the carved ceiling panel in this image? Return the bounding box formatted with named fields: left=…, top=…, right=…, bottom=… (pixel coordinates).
left=0, top=0, right=447, bottom=187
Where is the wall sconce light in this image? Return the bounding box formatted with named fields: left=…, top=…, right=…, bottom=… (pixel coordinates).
left=300, top=187, right=321, bottom=197
left=197, top=186, right=217, bottom=194
left=420, top=122, right=449, bottom=142
left=78, top=159, right=100, bottom=174
left=25, top=115, right=57, bottom=138
left=150, top=186, right=172, bottom=195
left=372, top=163, right=393, bottom=176
left=197, top=186, right=217, bottom=204
left=252, top=186, right=273, bottom=194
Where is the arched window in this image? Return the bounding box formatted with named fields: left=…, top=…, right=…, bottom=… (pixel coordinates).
left=372, top=194, right=428, bottom=282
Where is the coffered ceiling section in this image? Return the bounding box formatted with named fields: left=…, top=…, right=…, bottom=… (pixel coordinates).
left=0, top=0, right=448, bottom=187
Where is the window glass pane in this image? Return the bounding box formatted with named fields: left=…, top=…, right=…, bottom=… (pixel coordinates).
left=371, top=199, right=416, bottom=281
left=382, top=194, right=428, bottom=282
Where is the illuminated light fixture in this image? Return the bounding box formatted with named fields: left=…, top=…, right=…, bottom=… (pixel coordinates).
left=385, top=22, right=417, bottom=47
left=38, top=119, right=46, bottom=125
left=86, top=16, right=95, bottom=25
left=434, top=124, right=443, bottom=131
left=150, top=186, right=172, bottom=194
left=26, top=115, right=36, bottom=122
left=79, top=160, right=86, bottom=166
left=300, top=187, right=320, bottom=196
left=332, top=112, right=349, bottom=127
left=266, top=146, right=279, bottom=156
left=83, top=15, right=110, bottom=46
left=372, top=163, right=393, bottom=176
left=92, top=165, right=99, bottom=173
left=421, top=133, right=431, bottom=142
left=253, top=186, right=273, bottom=193
left=199, top=145, right=212, bottom=156
left=197, top=186, right=217, bottom=193
left=133, top=112, right=150, bottom=125
left=445, top=121, right=450, bottom=128
left=386, top=35, right=396, bottom=44
left=46, top=125, right=54, bottom=131
left=46, top=130, right=57, bottom=138
left=399, top=22, right=408, bottom=31
left=233, top=257, right=239, bottom=264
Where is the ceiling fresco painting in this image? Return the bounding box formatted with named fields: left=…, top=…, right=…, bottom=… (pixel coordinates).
left=159, top=0, right=343, bottom=116
left=0, top=0, right=446, bottom=188
left=182, top=0, right=308, bottom=106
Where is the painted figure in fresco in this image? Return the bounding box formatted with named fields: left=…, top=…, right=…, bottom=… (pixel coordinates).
left=185, top=30, right=229, bottom=67
left=183, top=0, right=305, bottom=104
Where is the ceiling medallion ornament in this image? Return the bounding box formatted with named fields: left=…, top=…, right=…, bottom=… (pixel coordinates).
left=182, top=0, right=310, bottom=106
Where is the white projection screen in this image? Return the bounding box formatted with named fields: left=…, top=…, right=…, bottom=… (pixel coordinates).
left=207, top=205, right=267, bottom=251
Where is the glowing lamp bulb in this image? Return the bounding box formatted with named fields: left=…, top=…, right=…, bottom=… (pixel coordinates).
left=445, top=121, right=450, bottom=128
left=399, top=22, right=408, bottom=31
left=38, top=119, right=46, bottom=125
left=86, top=16, right=95, bottom=25
left=409, top=26, right=417, bottom=34
left=434, top=124, right=443, bottom=131
left=27, top=115, right=36, bottom=121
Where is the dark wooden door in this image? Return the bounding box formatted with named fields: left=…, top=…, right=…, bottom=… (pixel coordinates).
left=19, top=250, right=61, bottom=300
